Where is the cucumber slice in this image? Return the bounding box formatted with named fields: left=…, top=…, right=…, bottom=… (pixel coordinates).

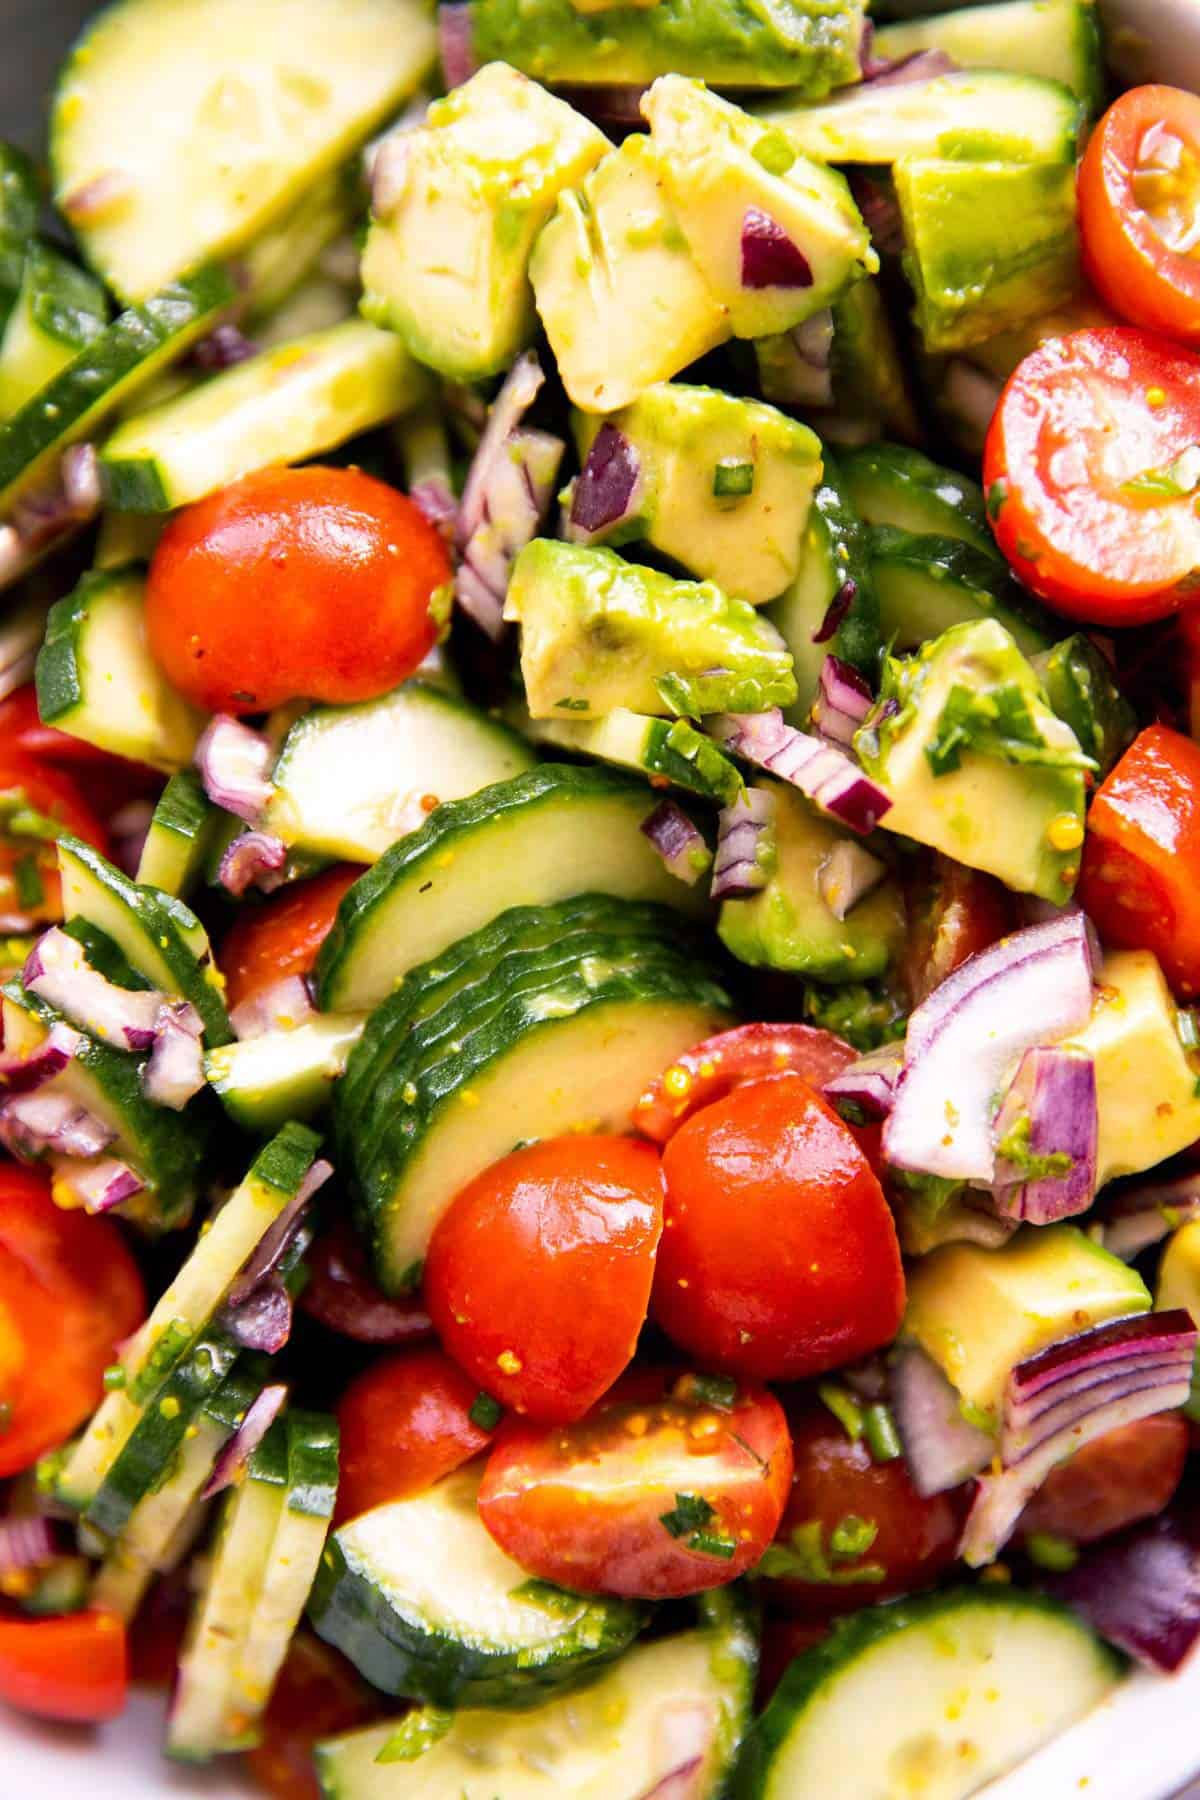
left=309, top=1462, right=643, bottom=1706
left=206, top=1016, right=365, bottom=1134
left=50, top=0, right=435, bottom=303
left=136, top=769, right=220, bottom=897
left=254, top=273, right=356, bottom=350
left=738, top=1588, right=1120, bottom=1800
left=873, top=0, right=1103, bottom=113
left=93, top=508, right=164, bottom=570
left=840, top=443, right=997, bottom=558
left=37, top=567, right=207, bottom=772
left=513, top=705, right=743, bottom=807
left=240, top=163, right=363, bottom=328
left=316, top=765, right=712, bottom=1016
left=758, top=69, right=1083, bottom=165
left=264, top=683, right=536, bottom=865
left=0, top=144, right=39, bottom=331
left=100, top=320, right=431, bottom=513
left=869, top=527, right=1055, bottom=655
left=0, top=244, right=108, bottom=420
left=0, top=266, right=235, bottom=516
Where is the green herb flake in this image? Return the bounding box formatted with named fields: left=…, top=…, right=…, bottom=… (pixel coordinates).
left=986, top=479, right=1009, bottom=522
left=673, top=1372, right=738, bottom=1411
left=554, top=697, right=590, bottom=712
left=829, top=1514, right=879, bottom=1559
left=376, top=1708, right=454, bottom=1765
left=469, top=1391, right=503, bottom=1432
left=995, top=1110, right=1072, bottom=1182
left=1123, top=444, right=1200, bottom=499
left=12, top=855, right=43, bottom=911
left=757, top=1518, right=887, bottom=1586
left=690, top=1530, right=738, bottom=1560
left=713, top=458, right=755, bottom=500
left=863, top=1402, right=902, bottom=1464
left=1024, top=1531, right=1079, bottom=1572
left=660, top=1492, right=717, bottom=1539
left=817, top=1381, right=864, bottom=1443
left=102, top=1364, right=127, bottom=1392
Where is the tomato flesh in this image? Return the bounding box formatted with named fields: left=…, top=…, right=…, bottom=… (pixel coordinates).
left=335, top=1348, right=492, bottom=1524
left=633, top=1022, right=857, bottom=1145
left=478, top=1373, right=792, bottom=1598
left=0, top=1610, right=127, bottom=1722
left=247, top=1632, right=380, bottom=1800
left=220, top=864, right=362, bottom=1013
left=1018, top=1413, right=1188, bottom=1546
left=425, top=1135, right=664, bottom=1423
left=654, top=1075, right=905, bottom=1382
left=901, top=854, right=1017, bottom=1007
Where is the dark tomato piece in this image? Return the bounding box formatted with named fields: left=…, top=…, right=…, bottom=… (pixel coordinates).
left=246, top=1631, right=380, bottom=1800
left=1018, top=1413, right=1188, bottom=1546
left=633, top=1022, right=858, bottom=1145
left=220, top=864, right=362, bottom=1014
left=335, top=1348, right=491, bottom=1525
left=301, top=1218, right=433, bottom=1347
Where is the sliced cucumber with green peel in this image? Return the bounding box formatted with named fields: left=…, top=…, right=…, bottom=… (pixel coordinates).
left=0, top=244, right=108, bottom=420
left=869, top=527, right=1055, bottom=655
left=239, top=162, right=363, bottom=328
left=254, top=273, right=356, bottom=349
left=264, top=683, right=535, bottom=864
left=309, top=1462, right=643, bottom=1706
left=316, top=765, right=711, bottom=1016
left=50, top=0, right=435, bottom=302
left=206, top=1016, right=365, bottom=1134
left=1033, top=634, right=1136, bottom=780
left=514, top=705, right=743, bottom=807
left=840, top=443, right=997, bottom=557
left=0, top=144, right=39, bottom=330
left=736, top=1588, right=1120, bottom=1799
left=137, top=770, right=220, bottom=897
left=873, top=0, right=1103, bottom=112
left=93, top=508, right=165, bottom=570
left=0, top=266, right=235, bottom=516
left=100, top=320, right=432, bottom=513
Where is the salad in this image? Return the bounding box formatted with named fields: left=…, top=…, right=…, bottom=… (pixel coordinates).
left=2, top=0, right=1200, bottom=1794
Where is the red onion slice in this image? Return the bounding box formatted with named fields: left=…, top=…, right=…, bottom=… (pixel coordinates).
left=49, top=1153, right=144, bottom=1215
left=814, top=653, right=873, bottom=746
left=194, top=714, right=274, bottom=825
left=817, top=840, right=886, bottom=921
left=861, top=48, right=958, bottom=87
left=552, top=83, right=649, bottom=130
left=410, top=478, right=458, bottom=537
left=706, top=710, right=891, bottom=837
left=741, top=208, right=814, bottom=290
left=218, top=831, right=289, bottom=897
left=437, top=3, right=476, bottom=89
left=641, top=800, right=710, bottom=887
left=457, top=352, right=545, bottom=548
left=226, top=1159, right=333, bottom=1309
left=990, top=1046, right=1098, bottom=1224
left=143, top=1002, right=205, bottom=1110
left=1046, top=1514, right=1200, bottom=1673
left=24, top=928, right=164, bottom=1051
left=712, top=788, right=776, bottom=901
left=1099, top=1170, right=1200, bottom=1261
left=639, top=1759, right=705, bottom=1800
left=0, top=1021, right=83, bottom=1095
left=221, top=1274, right=294, bottom=1353
left=568, top=424, right=643, bottom=538
left=230, top=974, right=316, bottom=1042
left=201, top=1384, right=288, bottom=1499
left=0, top=1089, right=115, bottom=1161
left=890, top=1343, right=993, bottom=1499
left=192, top=324, right=256, bottom=373
left=109, top=798, right=154, bottom=877
left=0, top=1514, right=61, bottom=1575
left=457, top=424, right=564, bottom=641
left=823, top=1040, right=903, bottom=1120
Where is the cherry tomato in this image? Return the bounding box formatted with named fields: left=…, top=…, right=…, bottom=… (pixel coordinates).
left=984, top=327, right=1200, bottom=625
left=335, top=1348, right=491, bottom=1525
left=653, top=1075, right=905, bottom=1382
left=301, top=1218, right=433, bottom=1346
left=1079, top=87, right=1200, bottom=345
left=0, top=686, right=162, bottom=825
left=425, top=1136, right=664, bottom=1423
left=902, top=853, right=1017, bottom=1007
left=478, top=1373, right=792, bottom=1599
left=633, top=1022, right=857, bottom=1145
left=758, top=1618, right=829, bottom=1706
left=0, top=1163, right=144, bottom=1476
left=1018, top=1414, right=1188, bottom=1546
left=0, top=1610, right=126, bottom=1722
left=146, top=466, right=450, bottom=715
left=1078, top=723, right=1200, bottom=996
left=0, top=750, right=110, bottom=927
left=220, top=864, right=361, bottom=1013
left=761, top=1402, right=967, bottom=1620
left=128, top=1573, right=190, bottom=1689
left=247, top=1632, right=380, bottom=1800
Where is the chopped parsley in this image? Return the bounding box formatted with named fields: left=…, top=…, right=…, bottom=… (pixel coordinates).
left=468, top=1391, right=503, bottom=1432
left=659, top=1492, right=737, bottom=1559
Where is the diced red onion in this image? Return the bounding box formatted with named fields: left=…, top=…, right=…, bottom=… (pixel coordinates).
left=410, top=478, right=458, bottom=538
left=0, top=1089, right=115, bottom=1161
left=201, top=1384, right=288, bottom=1499
left=48, top=1152, right=144, bottom=1215
left=1099, top=1171, right=1200, bottom=1261
left=812, top=578, right=857, bottom=647
left=706, top=710, right=891, bottom=837
left=884, top=914, right=1096, bottom=1183
left=457, top=351, right=545, bottom=548
left=989, top=1046, right=1098, bottom=1225
left=553, top=84, right=649, bottom=131
left=0, top=594, right=50, bottom=697
left=848, top=171, right=904, bottom=259
left=230, top=974, right=315, bottom=1042
left=890, top=1344, right=994, bottom=1499
left=221, top=1274, right=294, bottom=1353
left=568, top=424, right=643, bottom=539
left=301, top=1223, right=434, bottom=1344
left=0, top=1021, right=82, bottom=1095
left=143, top=1002, right=205, bottom=1110
left=756, top=314, right=835, bottom=409
left=0, top=1514, right=61, bottom=1575
left=1045, top=1514, right=1200, bottom=1673
left=109, top=798, right=154, bottom=877
left=192, top=324, right=256, bottom=373
left=194, top=714, right=274, bottom=825
left=638, top=1760, right=705, bottom=1800
left=712, top=788, right=776, bottom=902
left=437, top=3, right=476, bottom=89
left=823, top=1040, right=903, bottom=1119
left=741, top=209, right=814, bottom=291
left=61, top=444, right=101, bottom=515
left=226, top=1159, right=333, bottom=1308
left=815, top=654, right=873, bottom=746
left=817, top=839, right=886, bottom=920
left=641, top=799, right=710, bottom=887
left=640, top=1701, right=714, bottom=1800
left=24, top=928, right=164, bottom=1051
left=457, top=426, right=563, bottom=640
left=218, top=831, right=289, bottom=898
left=861, top=48, right=958, bottom=87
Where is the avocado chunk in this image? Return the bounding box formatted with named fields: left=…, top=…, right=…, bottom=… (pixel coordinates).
left=718, top=780, right=904, bottom=980
left=1061, top=950, right=1200, bottom=1188
left=362, top=64, right=608, bottom=380
left=641, top=76, right=876, bottom=340
left=904, top=1226, right=1151, bottom=1424
left=855, top=618, right=1091, bottom=901
left=1032, top=635, right=1135, bottom=780
left=530, top=134, right=730, bottom=412
left=570, top=383, right=822, bottom=606
left=506, top=539, right=797, bottom=720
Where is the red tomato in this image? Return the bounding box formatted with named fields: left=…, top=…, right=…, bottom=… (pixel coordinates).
left=1078, top=723, right=1200, bottom=996
left=1018, top=1414, right=1188, bottom=1546
left=653, top=1075, right=904, bottom=1382
left=128, top=1573, right=190, bottom=1690
left=0, top=686, right=161, bottom=823
left=902, top=854, right=1017, bottom=1007
left=301, top=1218, right=433, bottom=1346
left=0, top=1163, right=144, bottom=1476
left=758, top=1618, right=829, bottom=1706
left=146, top=467, right=450, bottom=715
left=0, top=751, right=110, bottom=927
left=633, top=1022, right=857, bottom=1145
left=762, top=1402, right=967, bottom=1620
left=425, top=1136, right=664, bottom=1423
left=0, top=1611, right=126, bottom=1722
left=335, top=1348, right=491, bottom=1525
left=1079, top=87, right=1200, bottom=345
left=220, top=864, right=362, bottom=1013
left=984, top=327, right=1200, bottom=625
left=247, top=1632, right=380, bottom=1800
left=478, top=1374, right=793, bottom=1599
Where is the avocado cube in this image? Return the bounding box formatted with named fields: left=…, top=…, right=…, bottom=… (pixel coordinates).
left=506, top=539, right=796, bottom=720
left=904, top=1226, right=1151, bottom=1422
left=361, top=64, right=608, bottom=381
left=1157, top=1219, right=1200, bottom=1329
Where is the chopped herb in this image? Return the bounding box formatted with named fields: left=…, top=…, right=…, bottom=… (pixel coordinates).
left=959, top=1397, right=995, bottom=1433
left=1123, top=444, right=1200, bottom=499
left=660, top=1492, right=717, bottom=1539
left=713, top=458, right=755, bottom=499
left=673, top=1372, right=738, bottom=1411
left=1024, top=1531, right=1079, bottom=1572
left=817, top=1381, right=864, bottom=1442
left=925, top=680, right=1096, bottom=780
left=829, top=1514, right=879, bottom=1559
left=986, top=478, right=1009, bottom=522
left=1179, top=1008, right=1200, bottom=1055
left=690, top=1530, right=738, bottom=1560
left=376, top=1708, right=454, bottom=1764
left=102, top=1364, right=127, bottom=1392
left=554, top=697, right=590, bottom=711
left=863, top=1402, right=902, bottom=1464
left=469, top=1391, right=503, bottom=1432
left=995, top=1111, right=1072, bottom=1182
left=757, top=1518, right=886, bottom=1585
left=12, top=855, right=43, bottom=911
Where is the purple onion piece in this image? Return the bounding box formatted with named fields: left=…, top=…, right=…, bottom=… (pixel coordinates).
left=0, top=1021, right=82, bottom=1096
left=437, top=3, right=476, bottom=89
left=552, top=83, right=649, bottom=131
left=61, top=444, right=101, bottom=515
left=226, top=1159, right=333, bottom=1308
left=456, top=423, right=563, bottom=638
left=0, top=1090, right=115, bottom=1162
left=636, top=1703, right=714, bottom=1800
left=1100, top=1171, right=1200, bottom=1261
left=24, top=927, right=165, bottom=1051
left=49, top=1153, right=144, bottom=1215
left=712, top=788, right=776, bottom=902
left=109, top=798, right=154, bottom=877
left=143, top=1003, right=206, bottom=1111
left=637, top=1759, right=706, bottom=1800
left=218, top=831, right=288, bottom=898
left=457, top=352, right=545, bottom=549
left=192, top=324, right=256, bottom=373
left=569, top=424, right=643, bottom=538
left=848, top=170, right=905, bottom=259
left=814, top=656, right=874, bottom=747
left=409, top=477, right=458, bottom=538
left=823, top=1040, right=903, bottom=1120
left=817, top=839, right=886, bottom=921
left=705, top=709, right=890, bottom=838
left=862, top=48, right=958, bottom=87
left=1046, top=1515, right=1200, bottom=1673
left=1009, top=1311, right=1196, bottom=1409
left=990, top=1046, right=1098, bottom=1225
left=230, top=974, right=316, bottom=1042
left=0, top=1514, right=61, bottom=1575
left=201, top=1384, right=289, bottom=1499
left=741, top=208, right=814, bottom=291
left=194, top=714, right=274, bottom=825
left=641, top=800, right=710, bottom=887
left=889, top=1344, right=994, bottom=1499
left=221, top=1275, right=294, bottom=1353
left=812, top=578, right=857, bottom=646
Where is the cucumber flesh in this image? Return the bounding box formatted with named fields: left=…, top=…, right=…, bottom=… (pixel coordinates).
left=206, top=1016, right=365, bottom=1134
left=513, top=704, right=743, bottom=807
left=840, top=443, right=997, bottom=557
left=136, top=769, right=220, bottom=897
left=869, top=527, right=1055, bottom=655
left=0, top=244, right=108, bottom=420
left=872, top=0, right=1103, bottom=112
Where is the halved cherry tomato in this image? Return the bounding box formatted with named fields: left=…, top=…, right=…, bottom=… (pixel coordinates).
left=0, top=1610, right=126, bottom=1722
left=1078, top=723, right=1200, bottom=996
left=301, top=1218, right=433, bottom=1346
left=0, top=1163, right=144, bottom=1476
left=0, top=750, right=110, bottom=927
left=220, top=864, right=361, bottom=1013
left=633, top=1023, right=857, bottom=1145
left=0, top=685, right=161, bottom=823
left=146, top=466, right=450, bottom=715
left=1018, top=1413, right=1188, bottom=1546
left=247, top=1632, right=381, bottom=1800
left=984, top=327, right=1200, bottom=625
left=128, top=1572, right=190, bottom=1689
left=478, top=1373, right=792, bottom=1598
left=425, top=1136, right=664, bottom=1423
left=901, top=853, right=1016, bottom=1007
left=335, top=1348, right=491, bottom=1525
left=761, top=1402, right=967, bottom=1620
left=1079, top=87, right=1200, bottom=345
left=653, top=1075, right=905, bottom=1382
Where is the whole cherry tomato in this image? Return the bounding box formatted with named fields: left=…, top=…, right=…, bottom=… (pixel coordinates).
left=653, top=1075, right=905, bottom=1382
left=984, top=327, right=1200, bottom=625
left=335, top=1348, right=492, bottom=1525
left=146, top=467, right=450, bottom=714
left=247, top=1632, right=380, bottom=1800
left=425, top=1135, right=664, bottom=1422
left=1018, top=1414, right=1188, bottom=1546
left=478, top=1372, right=792, bottom=1599
left=301, top=1218, right=433, bottom=1346
left=0, top=1610, right=126, bottom=1722
left=633, top=1022, right=857, bottom=1145
left=901, top=853, right=1017, bottom=1007
left=220, top=864, right=362, bottom=1014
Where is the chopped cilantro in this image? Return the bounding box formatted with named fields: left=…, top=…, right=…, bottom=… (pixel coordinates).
left=757, top=1518, right=886, bottom=1586
left=659, top=1491, right=737, bottom=1558
left=469, top=1392, right=502, bottom=1432
left=673, top=1372, right=738, bottom=1411
left=376, top=1708, right=454, bottom=1764
left=817, top=1381, right=864, bottom=1442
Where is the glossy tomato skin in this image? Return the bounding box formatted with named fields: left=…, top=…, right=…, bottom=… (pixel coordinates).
left=220, top=864, right=361, bottom=1013
left=902, top=854, right=1016, bottom=1007
left=984, top=327, right=1200, bottom=625
left=0, top=1610, right=127, bottom=1722
left=478, top=1373, right=792, bottom=1599
left=653, top=1075, right=904, bottom=1382
left=1079, top=87, right=1200, bottom=345
left=247, top=1632, right=380, bottom=1800
left=1078, top=723, right=1200, bottom=996
left=1018, top=1414, right=1188, bottom=1546
left=301, top=1218, right=433, bottom=1346
left=0, top=750, right=111, bottom=927
left=762, top=1402, right=967, bottom=1620
left=633, top=1022, right=857, bottom=1145
left=335, top=1347, right=491, bottom=1525
left=425, top=1135, right=664, bottom=1423
left=146, top=467, right=450, bottom=714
